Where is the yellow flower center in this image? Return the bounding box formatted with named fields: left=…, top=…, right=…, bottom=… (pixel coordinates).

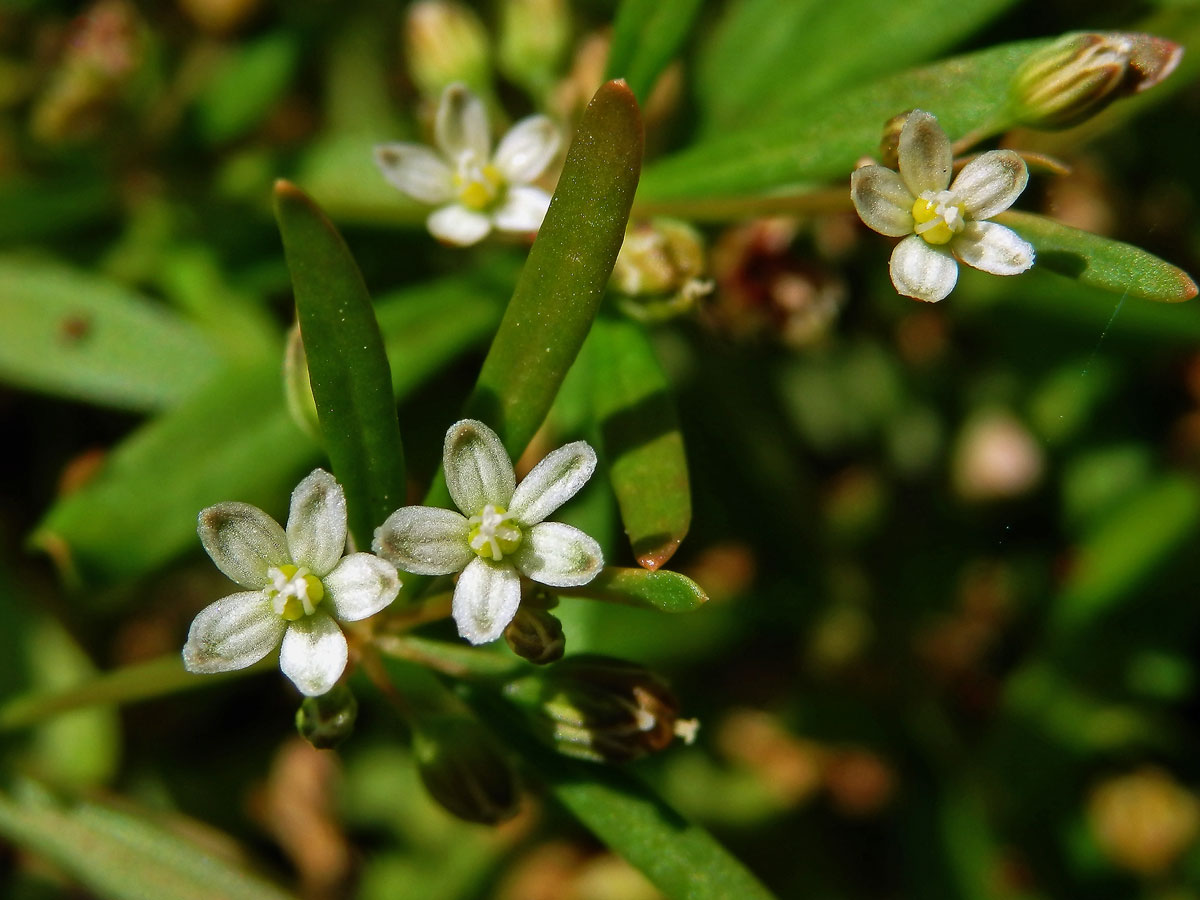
left=911, top=190, right=965, bottom=245
left=267, top=564, right=325, bottom=621
left=454, top=162, right=505, bottom=211
left=468, top=504, right=523, bottom=560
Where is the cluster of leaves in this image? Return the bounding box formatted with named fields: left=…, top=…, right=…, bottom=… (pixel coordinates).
left=3, top=0, right=1200, bottom=899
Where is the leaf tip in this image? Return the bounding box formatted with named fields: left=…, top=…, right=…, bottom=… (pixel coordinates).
left=635, top=537, right=683, bottom=571
left=1178, top=270, right=1198, bottom=302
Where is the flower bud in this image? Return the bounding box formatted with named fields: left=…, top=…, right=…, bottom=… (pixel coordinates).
left=1009, top=32, right=1182, bottom=130
left=282, top=324, right=321, bottom=441
left=404, top=1, right=491, bottom=100
left=505, top=655, right=697, bottom=763
left=611, top=219, right=712, bottom=323
left=295, top=684, right=358, bottom=749
left=878, top=110, right=913, bottom=170
left=504, top=606, right=566, bottom=665
left=498, top=0, right=570, bottom=95
left=412, top=713, right=520, bottom=824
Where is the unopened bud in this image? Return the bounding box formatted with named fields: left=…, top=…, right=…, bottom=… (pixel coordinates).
left=504, top=606, right=566, bottom=665
left=295, top=684, right=358, bottom=749
left=612, top=219, right=712, bottom=323
left=878, top=110, right=913, bottom=170
left=404, top=1, right=491, bottom=99
left=498, top=0, right=570, bottom=95
left=412, top=714, right=520, bottom=824
left=1009, top=32, right=1182, bottom=130
left=31, top=0, right=144, bottom=143
left=505, top=655, right=698, bottom=763
left=282, top=324, right=321, bottom=441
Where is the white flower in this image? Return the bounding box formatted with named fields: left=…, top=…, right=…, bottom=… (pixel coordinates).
left=851, top=109, right=1035, bottom=303
left=374, top=83, right=560, bottom=246
left=183, top=470, right=401, bottom=696
left=373, top=419, right=603, bottom=645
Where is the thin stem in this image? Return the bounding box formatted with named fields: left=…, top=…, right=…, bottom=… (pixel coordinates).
left=632, top=187, right=854, bottom=222
left=372, top=634, right=526, bottom=681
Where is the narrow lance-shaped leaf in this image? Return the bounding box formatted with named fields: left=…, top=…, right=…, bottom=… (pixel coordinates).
left=589, top=315, right=691, bottom=569
left=639, top=39, right=1048, bottom=205
left=463, top=80, right=644, bottom=458
left=556, top=566, right=707, bottom=613
left=274, top=180, right=406, bottom=550
left=605, top=0, right=705, bottom=104
left=0, top=782, right=297, bottom=900
left=996, top=210, right=1197, bottom=303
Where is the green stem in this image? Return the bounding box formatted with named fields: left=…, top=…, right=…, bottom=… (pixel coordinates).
left=371, top=634, right=526, bottom=681
left=632, top=186, right=853, bottom=221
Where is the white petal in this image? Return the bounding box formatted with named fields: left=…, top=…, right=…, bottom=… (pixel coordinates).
left=514, top=521, right=604, bottom=587
left=373, top=506, right=473, bottom=575
left=279, top=612, right=348, bottom=697
left=286, top=469, right=347, bottom=576
left=435, top=83, right=491, bottom=162
left=889, top=234, right=958, bottom=303
left=953, top=221, right=1035, bottom=276
left=374, top=143, right=455, bottom=204
left=324, top=553, right=401, bottom=621
left=427, top=204, right=492, bottom=246
left=508, top=440, right=597, bottom=525
left=198, top=502, right=289, bottom=589
left=444, top=419, right=516, bottom=515
left=898, top=110, right=952, bottom=196
left=182, top=591, right=285, bottom=674
left=951, top=150, right=1028, bottom=221
left=452, top=557, right=521, bottom=645
left=851, top=166, right=915, bottom=237
left=493, top=115, right=560, bottom=184
left=492, top=186, right=551, bottom=234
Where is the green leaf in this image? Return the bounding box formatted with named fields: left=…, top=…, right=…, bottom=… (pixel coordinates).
left=589, top=315, right=691, bottom=569
left=0, top=781, right=297, bottom=900
left=0, top=255, right=222, bottom=411
left=0, top=655, right=264, bottom=732
left=639, top=40, right=1046, bottom=204
left=464, top=80, right=643, bottom=458
left=557, top=566, right=708, bottom=613
left=274, top=180, right=407, bottom=550
left=696, top=0, right=1020, bottom=134
left=996, top=211, right=1198, bottom=303
left=605, top=0, right=704, bottom=103
left=195, top=31, right=301, bottom=144
left=33, top=274, right=508, bottom=590
left=1049, top=475, right=1200, bottom=638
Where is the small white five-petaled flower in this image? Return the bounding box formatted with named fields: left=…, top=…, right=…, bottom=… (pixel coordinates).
left=373, top=419, right=604, bottom=645
left=183, top=470, right=401, bottom=696
left=851, top=109, right=1035, bottom=303
left=374, top=83, right=561, bottom=246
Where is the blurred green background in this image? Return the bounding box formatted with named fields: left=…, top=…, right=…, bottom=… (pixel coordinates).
left=4, top=0, right=1200, bottom=898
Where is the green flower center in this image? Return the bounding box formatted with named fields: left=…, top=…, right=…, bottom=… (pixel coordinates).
left=266, top=564, right=325, bottom=621
left=454, top=162, right=505, bottom=212
left=911, top=189, right=965, bottom=245
left=467, top=504, right=523, bottom=561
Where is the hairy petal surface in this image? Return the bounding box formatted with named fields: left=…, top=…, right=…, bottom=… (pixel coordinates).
left=952, top=150, right=1029, bottom=220
left=898, top=110, right=952, bottom=196
left=373, top=506, right=473, bottom=575
left=279, top=613, right=348, bottom=697
left=492, top=186, right=551, bottom=234
left=198, top=502, right=289, bottom=589
left=890, top=234, right=958, bottom=302
left=286, top=469, right=347, bottom=576
left=324, top=553, right=401, bottom=621
left=509, top=441, right=597, bottom=525
left=428, top=204, right=492, bottom=246
left=444, top=419, right=516, bottom=515
left=182, top=591, right=284, bottom=674
left=494, top=115, right=560, bottom=183
left=514, top=521, right=604, bottom=587
left=435, top=83, right=491, bottom=162
left=452, top=557, right=521, bottom=645
left=851, top=166, right=915, bottom=237
left=953, top=222, right=1035, bottom=276
left=374, top=144, right=455, bottom=204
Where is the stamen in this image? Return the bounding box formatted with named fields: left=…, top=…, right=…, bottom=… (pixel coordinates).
left=467, top=504, right=523, bottom=560
left=266, top=564, right=325, bottom=621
